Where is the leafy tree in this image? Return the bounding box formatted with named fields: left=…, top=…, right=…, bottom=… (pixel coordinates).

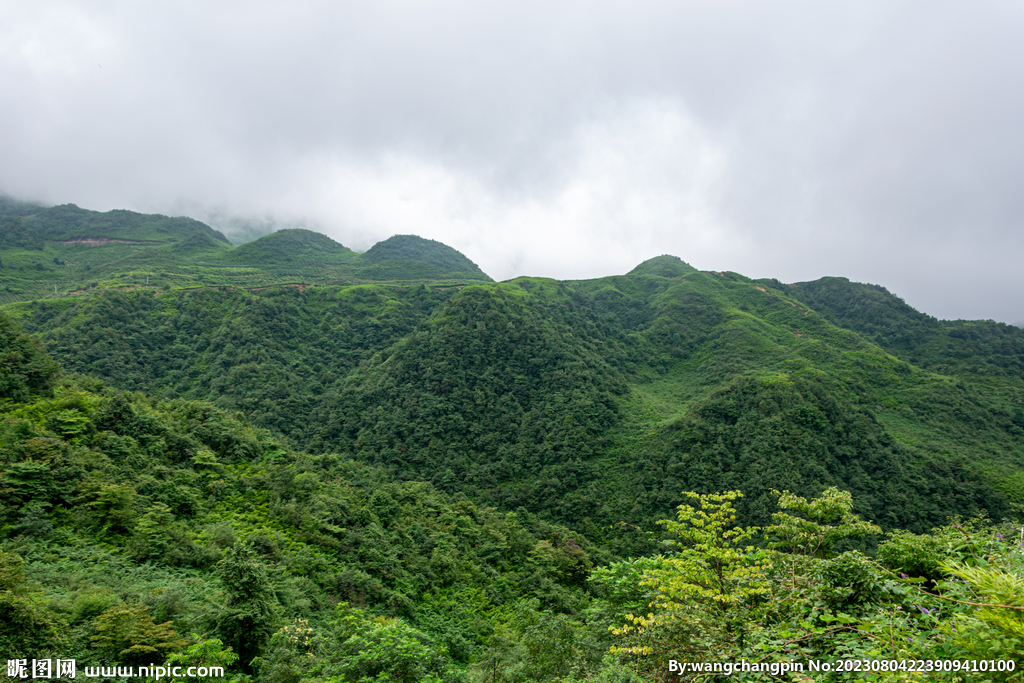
left=609, top=491, right=771, bottom=667
left=765, top=487, right=881, bottom=558
left=84, top=483, right=137, bottom=539
left=256, top=606, right=467, bottom=683
left=216, top=543, right=279, bottom=672
left=316, top=604, right=467, bottom=683
left=0, top=550, right=66, bottom=656
left=599, top=490, right=973, bottom=681
left=253, top=619, right=314, bottom=683
left=166, top=636, right=241, bottom=683
left=0, top=313, right=59, bottom=403
left=0, top=594, right=66, bottom=657
left=0, top=549, right=28, bottom=593
left=477, top=600, right=605, bottom=683
left=91, top=603, right=187, bottom=664
left=11, top=501, right=54, bottom=538
left=878, top=526, right=963, bottom=582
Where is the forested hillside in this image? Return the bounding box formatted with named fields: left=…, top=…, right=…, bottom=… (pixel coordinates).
left=1, top=314, right=608, bottom=676
left=9, top=258, right=1020, bottom=536
left=789, top=276, right=1024, bottom=379
left=3, top=199, right=1024, bottom=680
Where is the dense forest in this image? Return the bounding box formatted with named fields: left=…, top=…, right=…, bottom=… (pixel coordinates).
left=2, top=198, right=1024, bottom=681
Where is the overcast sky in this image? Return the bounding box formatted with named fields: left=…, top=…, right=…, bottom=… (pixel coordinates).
left=3, top=1, right=1023, bottom=322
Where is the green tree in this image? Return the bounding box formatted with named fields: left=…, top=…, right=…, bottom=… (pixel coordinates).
left=610, top=491, right=771, bottom=667
left=253, top=619, right=315, bottom=683
left=85, top=483, right=137, bottom=539
left=90, top=603, right=187, bottom=664
left=316, top=604, right=465, bottom=683
left=216, top=543, right=279, bottom=672
left=0, top=550, right=66, bottom=656
left=765, top=487, right=881, bottom=559
left=166, top=636, right=241, bottom=683
left=0, top=312, right=59, bottom=403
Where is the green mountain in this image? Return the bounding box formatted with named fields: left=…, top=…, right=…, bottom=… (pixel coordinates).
left=224, top=228, right=358, bottom=266
left=22, top=203, right=231, bottom=245
left=3, top=197, right=1024, bottom=680
left=787, top=276, right=1024, bottom=378
left=0, top=201, right=492, bottom=305
left=8, top=256, right=1021, bottom=541
left=625, top=254, right=696, bottom=278
left=359, top=235, right=493, bottom=281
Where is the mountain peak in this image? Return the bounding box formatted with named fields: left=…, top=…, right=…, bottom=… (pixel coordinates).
left=361, top=234, right=491, bottom=281
left=224, top=228, right=356, bottom=265
left=627, top=255, right=697, bottom=278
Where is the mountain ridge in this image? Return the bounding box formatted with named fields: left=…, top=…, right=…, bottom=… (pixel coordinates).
left=4, top=198, right=1023, bottom=532
left=0, top=200, right=493, bottom=304
left=3, top=196, right=1024, bottom=678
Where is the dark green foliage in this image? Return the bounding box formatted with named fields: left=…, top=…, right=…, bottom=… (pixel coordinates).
left=216, top=543, right=279, bottom=671
left=877, top=529, right=952, bottom=582
left=258, top=607, right=468, bottom=683
left=641, top=374, right=1007, bottom=532
left=12, top=502, right=55, bottom=538
left=316, top=283, right=625, bottom=516
left=0, top=549, right=27, bottom=592
left=0, top=588, right=67, bottom=656
left=318, top=605, right=467, bottom=683
left=791, top=276, right=1024, bottom=380
left=0, top=312, right=59, bottom=402
left=0, top=368, right=603, bottom=674
left=0, top=216, right=44, bottom=250
left=10, top=256, right=1023, bottom=536
left=472, top=599, right=609, bottom=682
left=0, top=549, right=66, bottom=656
left=23, top=286, right=450, bottom=443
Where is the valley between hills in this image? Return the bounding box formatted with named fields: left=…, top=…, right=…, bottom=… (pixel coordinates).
left=2, top=196, right=1023, bottom=681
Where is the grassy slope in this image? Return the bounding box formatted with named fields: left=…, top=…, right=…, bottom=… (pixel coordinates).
left=783, top=276, right=1024, bottom=501
left=573, top=265, right=1019, bottom=529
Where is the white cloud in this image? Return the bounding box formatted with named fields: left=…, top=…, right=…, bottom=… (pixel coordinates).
left=271, top=99, right=734, bottom=281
